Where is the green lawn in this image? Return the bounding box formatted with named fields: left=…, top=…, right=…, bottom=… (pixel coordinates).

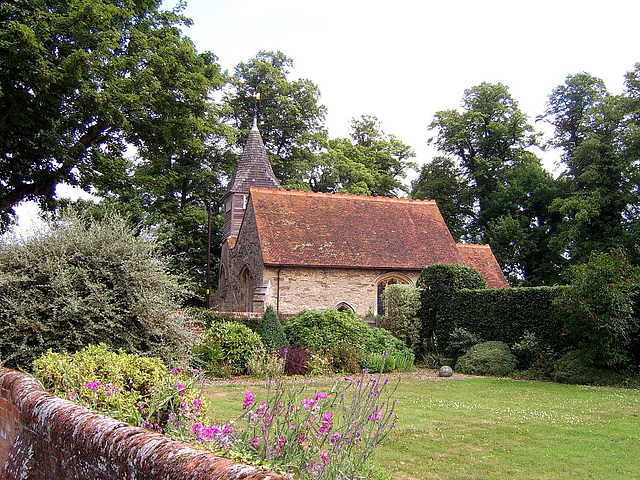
left=202, top=372, right=640, bottom=480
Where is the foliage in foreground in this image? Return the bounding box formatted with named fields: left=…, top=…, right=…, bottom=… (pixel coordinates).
left=34, top=344, right=203, bottom=431
left=191, top=372, right=398, bottom=480
left=0, top=209, right=192, bottom=370
left=37, top=344, right=398, bottom=480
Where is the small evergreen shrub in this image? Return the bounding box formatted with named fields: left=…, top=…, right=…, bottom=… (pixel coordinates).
left=551, top=350, right=629, bottom=386
left=195, top=321, right=265, bottom=375
left=512, top=331, right=555, bottom=379
left=455, top=341, right=517, bottom=377
left=257, top=305, right=288, bottom=351
left=380, top=284, right=421, bottom=351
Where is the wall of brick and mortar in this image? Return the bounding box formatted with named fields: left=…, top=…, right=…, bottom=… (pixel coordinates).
left=0, top=368, right=285, bottom=480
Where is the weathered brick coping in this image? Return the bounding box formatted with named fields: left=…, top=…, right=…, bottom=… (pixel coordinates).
left=0, top=368, right=287, bottom=480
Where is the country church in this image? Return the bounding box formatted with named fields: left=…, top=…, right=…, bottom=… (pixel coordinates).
left=212, top=121, right=508, bottom=316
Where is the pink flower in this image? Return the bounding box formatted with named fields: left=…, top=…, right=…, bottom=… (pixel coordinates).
left=170, top=369, right=180, bottom=375
left=193, top=397, right=202, bottom=411
left=243, top=391, right=254, bottom=410
left=290, top=423, right=297, bottom=430
left=176, top=382, right=186, bottom=397
left=250, top=436, right=260, bottom=448
left=85, top=381, right=101, bottom=391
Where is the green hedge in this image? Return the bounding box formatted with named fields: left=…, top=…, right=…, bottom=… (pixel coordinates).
left=437, top=286, right=571, bottom=354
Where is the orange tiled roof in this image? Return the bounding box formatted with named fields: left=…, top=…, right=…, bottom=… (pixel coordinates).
left=249, top=187, right=464, bottom=270
left=456, top=243, right=509, bottom=288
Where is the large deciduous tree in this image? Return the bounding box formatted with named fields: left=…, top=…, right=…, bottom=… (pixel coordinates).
left=411, top=157, right=474, bottom=242
left=543, top=71, right=639, bottom=264
left=0, top=0, right=225, bottom=228
left=309, top=115, right=416, bottom=197
left=428, top=83, right=563, bottom=284
left=222, top=51, right=327, bottom=187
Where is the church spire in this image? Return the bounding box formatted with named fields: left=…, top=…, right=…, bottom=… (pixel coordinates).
left=222, top=120, right=282, bottom=241
left=226, top=121, right=282, bottom=194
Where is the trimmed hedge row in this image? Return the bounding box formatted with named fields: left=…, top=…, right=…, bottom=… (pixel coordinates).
left=437, top=286, right=572, bottom=353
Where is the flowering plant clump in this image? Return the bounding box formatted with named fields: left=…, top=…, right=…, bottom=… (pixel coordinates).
left=191, top=369, right=399, bottom=480
left=34, top=344, right=206, bottom=431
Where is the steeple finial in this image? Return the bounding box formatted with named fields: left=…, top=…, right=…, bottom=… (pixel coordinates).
left=252, top=91, right=260, bottom=130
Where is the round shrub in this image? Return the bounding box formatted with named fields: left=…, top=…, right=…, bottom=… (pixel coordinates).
left=284, top=309, right=413, bottom=371
left=552, top=350, right=617, bottom=386
left=0, top=209, right=192, bottom=371
left=455, top=341, right=516, bottom=377
left=196, top=321, right=265, bottom=374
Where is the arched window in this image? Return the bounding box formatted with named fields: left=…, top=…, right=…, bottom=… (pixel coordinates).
left=334, top=302, right=355, bottom=313
left=375, top=273, right=412, bottom=316
left=239, top=267, right=252, bottom=312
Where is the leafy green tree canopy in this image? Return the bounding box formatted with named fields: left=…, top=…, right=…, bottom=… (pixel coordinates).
left=309, top=115, right=416, bottom=197
left=223, top=51, right=327, bottom=186
left=0, top=0, right=224, bottom=228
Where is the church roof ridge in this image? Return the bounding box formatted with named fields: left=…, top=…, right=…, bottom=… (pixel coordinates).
left=249, top=186, right=437, bottom=205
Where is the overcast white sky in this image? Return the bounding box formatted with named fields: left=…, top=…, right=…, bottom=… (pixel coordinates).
left=170, top=0, right=640, bottom=171
left=10, top=0, right=640, bottom=233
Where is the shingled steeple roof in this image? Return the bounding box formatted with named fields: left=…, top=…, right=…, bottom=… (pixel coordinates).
left=226, top=121, right=282, bottom=194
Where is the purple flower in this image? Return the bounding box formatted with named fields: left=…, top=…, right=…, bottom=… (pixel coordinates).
left=242, top=391, right=254, bottom=410
left=170, top=368, right=180, bottom=375
left=85, top=381, right=101, bottom=391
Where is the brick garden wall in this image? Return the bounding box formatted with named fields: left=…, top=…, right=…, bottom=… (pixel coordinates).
left=0, top=368, right=284, bottom=480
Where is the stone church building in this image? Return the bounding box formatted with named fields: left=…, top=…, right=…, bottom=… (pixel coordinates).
left=212, top=122, right=508, bottom=316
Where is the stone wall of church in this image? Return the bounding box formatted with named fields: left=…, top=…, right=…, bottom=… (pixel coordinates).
left=213, top=201, right=266, bottom=313
left=262, top=266, right=419, bottom=317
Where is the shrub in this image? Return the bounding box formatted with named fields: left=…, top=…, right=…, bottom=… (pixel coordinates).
left=0, top=209, right=192, bottom=370
left=257, top=305, right=288, bottom=351
left=552, top=350, right=619, bottom=385
left=33, top=344, right=204, bottom=430
left=446, top=327, right=482, bottom=362
left=284, top=309, right=413, bottom=372
left=455, top=341, right=517, bottom=377
left=328, top=342, right=362, bottom=373
left=281, top=346, right=311, bottom=376
left=512, top=331, right=555, bottom=379
left=361, top=352, right=396, bottom=373
left=554, top=248, right=640, bottom=368
left=195, top=322, right=265, bottom=375
left=247, top=353, right=285, bottom=379
left=380, top=284, right=421, bottom=351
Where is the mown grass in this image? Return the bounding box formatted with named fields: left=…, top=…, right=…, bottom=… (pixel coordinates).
left=202, top=372, right=640, bottom=480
